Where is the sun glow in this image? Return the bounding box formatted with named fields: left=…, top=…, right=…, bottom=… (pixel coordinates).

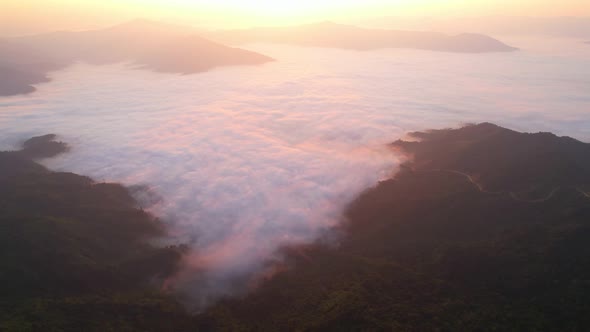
left=2, top=0, right=590, bottom=35
left=169, top=0, right=333, bottom=15
left=133, top=0, right=380, bottom=24
left=141, top=0, right=378, bottom=15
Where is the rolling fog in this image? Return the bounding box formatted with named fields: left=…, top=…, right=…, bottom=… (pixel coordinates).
left=1, top=38, right=589, bottom=307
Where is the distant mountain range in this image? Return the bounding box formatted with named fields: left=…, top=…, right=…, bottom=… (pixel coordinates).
left=0, top=19, right=517, bottom=97
left=0, top=39, right=61, bottom=96
left=207, top=21, right=517, bottom=53
left=352, top=16, right=590, bottom=39
left=0, top=20, right=273, bottom=96
left=12, top=20, right=273, bottom=73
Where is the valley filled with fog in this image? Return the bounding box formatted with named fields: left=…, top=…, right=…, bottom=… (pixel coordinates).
left=1, top=37, right=589, bottom=303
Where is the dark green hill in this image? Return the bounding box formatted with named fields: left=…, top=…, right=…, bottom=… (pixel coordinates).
left=0, top=135, right=196, bottom=331
left=199, top=124, right=590, bottom=331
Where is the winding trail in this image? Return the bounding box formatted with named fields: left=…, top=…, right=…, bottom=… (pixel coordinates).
left=442, top=170, right=504, bottom=195
left=510, top=188, right=560, bottom=203
left=415, top=168, right=568, bottom=204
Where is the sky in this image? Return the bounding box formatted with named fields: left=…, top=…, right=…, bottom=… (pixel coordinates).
left=2, top=0, right=590, bottom=35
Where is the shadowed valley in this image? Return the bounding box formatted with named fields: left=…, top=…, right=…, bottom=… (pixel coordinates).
left=0, top=135, right=194, bottom=331
left=0, top=20, right=519, bottom=97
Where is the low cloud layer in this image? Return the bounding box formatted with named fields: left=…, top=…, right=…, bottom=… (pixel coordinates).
left=1, top=39, right=589, bottom=308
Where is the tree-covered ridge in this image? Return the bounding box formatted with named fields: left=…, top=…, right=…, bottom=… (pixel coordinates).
left=0, top=135, right=194, bottom=331
left=392, top=123, right=590, bottom=193
left=200, top=123, right=590, bottom=331
left=3, top=125, right=590, bottom=331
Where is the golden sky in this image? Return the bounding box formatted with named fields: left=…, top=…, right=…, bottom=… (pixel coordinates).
left=2, top=0, right=590, bottom=35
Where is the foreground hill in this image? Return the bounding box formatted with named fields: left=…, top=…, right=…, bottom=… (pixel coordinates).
left=0, top=135, right=196, bottom=331
left=0, top=20, right=273, bottom=96
left=200, top=123, right=590, bottom=331
left=357, top=16, right=590, bottom=39
left=208, top=21, right=518, bottom=53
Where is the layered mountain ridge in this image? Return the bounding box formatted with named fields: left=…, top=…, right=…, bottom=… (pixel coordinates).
left=0, top=20, right=273, bottom=96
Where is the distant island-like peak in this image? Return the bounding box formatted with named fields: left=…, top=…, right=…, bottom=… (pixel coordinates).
left=206, top=22, right=518, bottom=53
left=0, top=20, right=274, bottom=97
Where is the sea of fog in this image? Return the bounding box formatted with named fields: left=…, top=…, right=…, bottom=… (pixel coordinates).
left=1, top=37, right=589, bottom=306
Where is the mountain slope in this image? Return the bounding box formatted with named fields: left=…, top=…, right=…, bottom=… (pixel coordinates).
left=0, top=135, right=194, bottom=331
left=0, top=39, right=62, bottom=96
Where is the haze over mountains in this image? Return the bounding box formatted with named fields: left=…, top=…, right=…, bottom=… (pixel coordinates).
left=207, top=21, right=517, bottom=52
left=0, top=20, right=273, bottom=96
left=354, top=16, right=590, bottom=39
left=0, top=39, right=61, bottom=95
left=394, top=123, right=590, bottom=193
left=3, top=124, right=590, bottom=330
left=12, top=20, right=273, bottom=72
left=0, top=19, right=517, bottom=97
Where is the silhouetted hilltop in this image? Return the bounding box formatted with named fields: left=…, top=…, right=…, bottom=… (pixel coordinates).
left=208, top=21, right=517, bottom=53
left=393, top=123, right=590, bottom=193
left=0, top=20, right=273, bottom=96
left=198, top=123, right=590, bottom=331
